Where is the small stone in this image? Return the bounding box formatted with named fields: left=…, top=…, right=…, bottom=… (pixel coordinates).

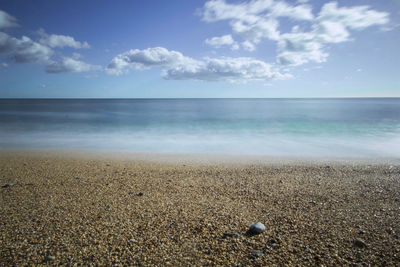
left=137, top=192, right=144, bottom=196
left=247, top=222, right=266, bottom=235
left=250, top=249, right=263, bottom=257
left=2, top=183, right=14, bottom=188
left=353, top=238, right=367, bottom=248
left=46, top=255, right=56, bottom=261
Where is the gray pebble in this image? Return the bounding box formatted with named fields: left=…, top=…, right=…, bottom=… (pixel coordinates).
left=248, top=222, right=266, bottom=235
left=250, top=249, right=264, bottom=257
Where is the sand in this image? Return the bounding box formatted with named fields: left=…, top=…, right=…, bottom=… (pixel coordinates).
left=1, top=150, right=399, bottom=265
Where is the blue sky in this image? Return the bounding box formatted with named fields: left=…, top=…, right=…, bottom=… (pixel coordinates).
left=0, top=0, right=399, bottom=98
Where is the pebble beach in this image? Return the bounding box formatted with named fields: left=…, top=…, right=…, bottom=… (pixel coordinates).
left=1, top=150, right=400, bottom=266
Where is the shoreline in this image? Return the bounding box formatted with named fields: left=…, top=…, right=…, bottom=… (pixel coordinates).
left=1, top=149, right=399, bottom=265
left=1, top=148, right=399, bottom=166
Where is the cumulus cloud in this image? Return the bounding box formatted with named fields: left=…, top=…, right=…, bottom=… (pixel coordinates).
left=0, top=32, right=53, bottom=63
left=105, top=47, right=195, bottom=75
left=46, top=57, right=101, bottom=73
left=107, top=46, right=289, bottom=82
left=205, top=34, right=239, bottom=50
left=202, top=0, right=313, bottom=22
left=0, top=10, right=18, bottom=29
left=201, top=1, right=389, bottom=67
left=0, top=11, right=98, bottom=75
left=1, top=31, right=96, bottom=73
left=38, top=29, right=90, bottom=49
left=164, top=56, right=291, bottom=82
left=277, top=32, right=328, bottom=66
left=201, top=0, right=313, bottom=45
left=276, top=1, right=390, bottom=66
left=317, top=2, right=389, bottom=30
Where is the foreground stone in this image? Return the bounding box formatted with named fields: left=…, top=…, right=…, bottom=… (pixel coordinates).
left=247, top=222, right=266, bottom=235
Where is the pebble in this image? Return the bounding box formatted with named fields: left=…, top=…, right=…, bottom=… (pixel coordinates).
left=247, top=222, right=266, bottom=235
left=45, top=255, right=56, bottom=261
left=250, top=249, right=264, bottom=257
left=1, top=155, right=399, bottom=266
left=2, top=183, right=14, bottom=188
left=353, top=238, right=367, bottom=248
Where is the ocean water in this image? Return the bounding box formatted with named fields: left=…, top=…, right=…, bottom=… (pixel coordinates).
left=0, top=98, right=399, bottom=157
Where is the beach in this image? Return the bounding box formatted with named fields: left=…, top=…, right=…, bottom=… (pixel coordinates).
left=0, top=150, right=399, bottom=265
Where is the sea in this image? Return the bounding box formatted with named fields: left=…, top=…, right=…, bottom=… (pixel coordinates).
left=0, top=98, right=399, bottom=157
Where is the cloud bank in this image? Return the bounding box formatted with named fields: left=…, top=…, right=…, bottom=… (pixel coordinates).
left=38, top=29, right=90, bottom=49
left=201, top=0, right=390, bottom=67
left=106, top=47, right=289, bottom=82
left=0, top=10, right=97, bottom=74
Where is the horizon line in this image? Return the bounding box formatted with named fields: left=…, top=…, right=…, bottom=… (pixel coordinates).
left=1, top=97, right=400, bottom=100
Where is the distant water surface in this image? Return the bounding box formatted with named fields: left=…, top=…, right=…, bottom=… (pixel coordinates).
left=0, top=98, right=399, bottom=157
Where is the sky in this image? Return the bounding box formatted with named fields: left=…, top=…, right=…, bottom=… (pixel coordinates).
left=0, top=0, right=399, bottom=98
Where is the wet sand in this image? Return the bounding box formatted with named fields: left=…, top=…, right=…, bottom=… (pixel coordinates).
left=1, top=150, right=399, bottom=265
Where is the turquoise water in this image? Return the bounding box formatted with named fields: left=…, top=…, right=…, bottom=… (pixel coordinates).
left=0, top=98, right=399, bottom=157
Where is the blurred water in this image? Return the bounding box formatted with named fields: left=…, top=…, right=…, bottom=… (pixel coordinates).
left=0, top=98, right=399, bottom=157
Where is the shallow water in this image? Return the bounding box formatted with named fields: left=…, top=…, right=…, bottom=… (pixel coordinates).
left=0, top=98, right=399, bottom=157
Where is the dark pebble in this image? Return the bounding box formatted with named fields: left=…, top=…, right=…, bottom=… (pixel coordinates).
left=353, top=238, right=367, bottom=248
left=2, top=183, right=14, bottom=188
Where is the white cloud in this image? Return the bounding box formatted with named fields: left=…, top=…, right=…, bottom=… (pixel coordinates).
left=202, top=0, right=313, bottom=22
left=241, top=40, right=256, bottom=51
left=0, top=32, right=53, bottom=63
left=201, top=1, right=389, bottom=66
left=230, top=17, right=281, bottom=43
left=107, top=46, right=290, bottom=82
left=38, top=29, right=90, bottom=49
left=205, top=34, right=238, bottom=50
left=201, top=0, right=313, bottom=46
left=317, top=2, right=389, bottom=30
left=164, top=56, right=291, bottom=82
left=46, top=57, right=101, bottom=73
left=14, top=36, right=54, bottom=63
left=313, top=2, right=389, bottom=44
left=105, top=47, right=194, bottom=75
left=276, top=1, right=390, bottom=66
left=0, top=13, right=98, bottom=75
left=314, top=20, right=350, bottom=43
left=277, top=32, right=328, bottom=66
left=268, top=1, right=313, bottom=20
left=1, top=62, right=8, bottom=67
left=0, top=10, right=18, bottom=29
